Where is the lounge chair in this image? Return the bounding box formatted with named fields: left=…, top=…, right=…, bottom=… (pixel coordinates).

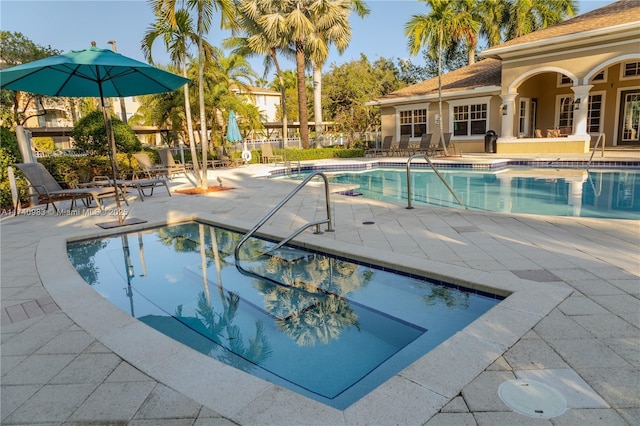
left=158, top=148, right=188, bottom=177
left=213, top=146, right=231, bottom=168
left=443, top=132, right=456, bottom=155
left=394, top=134, right=411, bottom=156
left=90, top=175, right=170, bottom=201
left=133, top=152, right=171, bottom=179
left=14, top=162, right=117, bottom=213
left=260, top=143, right=283, bottom=165
left=413, top=133, right=434, bottom=155
left=366, top=135, right=393, bottom=157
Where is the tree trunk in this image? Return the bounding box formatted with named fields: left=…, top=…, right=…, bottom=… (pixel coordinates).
left=271, top=49, right=288, bottom=148
left=313, top=63, right=323, bottom=145
left=438, top=28, right=448, bottom=156
left=182, top=63, right=201, bottom=186
left=295, top=41, right=309, bottom=149
left=197, top=18, right=208, bottom=188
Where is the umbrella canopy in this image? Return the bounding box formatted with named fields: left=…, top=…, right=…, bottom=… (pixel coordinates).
left=226, top=110, right=242, bottom=143
left=0, top=46, right=189, bottom=98
left=0, top=44, right=189, bottom=226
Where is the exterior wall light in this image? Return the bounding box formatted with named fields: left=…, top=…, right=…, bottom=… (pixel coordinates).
left=574, top=98, right=581, bottom=110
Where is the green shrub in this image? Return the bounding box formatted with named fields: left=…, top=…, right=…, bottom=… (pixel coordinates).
left=264, top=147, right=364, bottom=162
left=70, top=110, right=142, bottom=155
left=0, top=128, right=21, bottom=211
left=32, top=137, right=55, bottom=154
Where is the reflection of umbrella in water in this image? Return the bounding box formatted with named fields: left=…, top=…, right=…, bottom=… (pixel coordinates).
left=138, top=314, right=216, bottom=355
left=0, top=43, right=189, bottom=227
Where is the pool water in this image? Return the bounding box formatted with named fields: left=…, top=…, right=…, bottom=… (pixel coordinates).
left=286, top=168, right=640, bottom=219
left=67, top=221, right=501, bottom=409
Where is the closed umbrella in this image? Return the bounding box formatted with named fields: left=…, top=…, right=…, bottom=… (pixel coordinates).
left=227, top=110, right=251, bottom=164
left=0, top=43, right=189, bottom=227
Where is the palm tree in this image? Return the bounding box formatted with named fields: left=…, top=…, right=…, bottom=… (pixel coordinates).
left=199, top=47, right=260, bottom=143
left=151, top=0, right=237, bottom=188
left=142, top=8, right=207, bottom=186
left=506, top=0, right=577, bottom=40
left=308, top=0, right=369, bottom=144
left=226, top=0, right=294, bottom=147
left=406, top=0, right=479, bottom=155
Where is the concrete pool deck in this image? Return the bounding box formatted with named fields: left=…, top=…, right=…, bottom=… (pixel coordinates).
left=1, top=151, right=638, bottom=425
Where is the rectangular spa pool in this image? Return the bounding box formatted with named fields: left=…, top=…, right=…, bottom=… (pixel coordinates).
left=67, top=221, right=502, bottom=409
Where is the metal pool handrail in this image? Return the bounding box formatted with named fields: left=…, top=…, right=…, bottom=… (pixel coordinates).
left=234, top=171, right=334, bottom=261
left=406, top=154, right=468, bottom=210
left=587, top=133, right=605, bottom=171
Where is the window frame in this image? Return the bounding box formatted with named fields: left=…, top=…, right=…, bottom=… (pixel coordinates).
left=621, top=62, right=640, bottom=81
left=447, top=96, right=491, bottom=139
left=587, top=91, right=606, bottom=135
left=395, top=103, right=430, bottom=139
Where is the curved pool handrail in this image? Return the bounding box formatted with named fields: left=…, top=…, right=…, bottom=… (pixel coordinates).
left=234, top=171, right=334, bottom=262
left=406, top=154, right=468, bottom=210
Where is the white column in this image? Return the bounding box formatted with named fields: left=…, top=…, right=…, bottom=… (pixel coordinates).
left=571, top=85, right=593, bottom=136
left=499, top=93, right=518, bottom=139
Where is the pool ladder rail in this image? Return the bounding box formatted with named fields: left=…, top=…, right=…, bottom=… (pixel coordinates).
left=406, top=154, right=468, bottom=210
left=234, top=171, right=334, bottom=261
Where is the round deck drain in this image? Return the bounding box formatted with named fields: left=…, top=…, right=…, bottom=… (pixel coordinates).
left=498, top=379, right=567, bottom=419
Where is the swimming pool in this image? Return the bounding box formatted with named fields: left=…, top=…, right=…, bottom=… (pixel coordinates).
left=280, top=167, right=640, bottom=219
left=67, top=221, right=501, bottom=409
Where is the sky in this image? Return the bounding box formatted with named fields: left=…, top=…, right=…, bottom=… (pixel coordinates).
left=1, top=0, right=613, bottom=81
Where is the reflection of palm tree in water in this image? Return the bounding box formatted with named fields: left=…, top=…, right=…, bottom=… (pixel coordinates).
left=194, top=291, right=272, bottom=370
left=252, top=254, right=370, bottom=346
left=422, top=286, right=470, bottom=309
left=277, top=295, right=359, bottom=346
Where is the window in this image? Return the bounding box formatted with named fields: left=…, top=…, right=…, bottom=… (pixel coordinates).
left=453, top=103, right=487, bottom=136
left=623, top=62, right=640, bottom=78
left=589, top=70, right=607, bottom=83
left=558, top=74, right=572, bottom=87
left=399, top=108, right=427, bottom=137
left=518, top=99, right=529, bottom=136
left=557, top=95, right=574, bottom=129
left=587, top=93, right=604, bottom=133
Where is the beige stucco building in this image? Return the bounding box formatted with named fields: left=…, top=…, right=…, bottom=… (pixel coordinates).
left=369, top=0, right=640, bottom=154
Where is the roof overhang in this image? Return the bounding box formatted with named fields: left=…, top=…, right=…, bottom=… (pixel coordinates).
left=481, top=22, right=640, bottom=59
left=365, top=86, right=501, bottom=107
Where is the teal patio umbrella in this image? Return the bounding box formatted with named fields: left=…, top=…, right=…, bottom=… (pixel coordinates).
left=226, top=110, right=242, bottom=144
left=227, top=110, right=252, bottom=164
left=0, top=43, right=189, bottom=226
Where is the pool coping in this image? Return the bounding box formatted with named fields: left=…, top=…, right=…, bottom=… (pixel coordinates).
left=37, top=212, right=573, bottom=424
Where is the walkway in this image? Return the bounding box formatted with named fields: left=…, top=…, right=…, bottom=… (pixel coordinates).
left=1, top=152, right=638, bottom=425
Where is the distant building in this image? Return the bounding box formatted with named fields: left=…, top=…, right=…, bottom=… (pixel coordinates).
left=368, top=0, right=640, bottom=154
left=230, top=84, right=281, bottom=123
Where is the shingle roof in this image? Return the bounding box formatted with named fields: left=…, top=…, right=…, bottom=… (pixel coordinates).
left=378, top=58, right=502, bottom=101
left=486, top=0, right=640, bottom=51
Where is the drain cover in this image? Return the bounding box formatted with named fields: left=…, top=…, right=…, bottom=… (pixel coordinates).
left=498, top=379, right=567, bottom=419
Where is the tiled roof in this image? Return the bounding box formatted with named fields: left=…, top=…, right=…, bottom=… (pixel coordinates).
left=378, top=58, right=502, bottom=101
left=486, top=0, right=640, bottom=51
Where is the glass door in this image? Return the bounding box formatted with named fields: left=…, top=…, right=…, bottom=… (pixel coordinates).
left=618, top=89, right=640, bottom=145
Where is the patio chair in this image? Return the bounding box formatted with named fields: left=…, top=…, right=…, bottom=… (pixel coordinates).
left=90, top=175, right=170, bottom=202
left=158, top=148, right=188, bottom=177
left=443, top=132, right=457, bottom=155
left=414, top=133, right=434, bottom=156
left=260, top=143, right=283, bottom=165
left=393, top=134, right=411, bottom=156
left=133, top=153, right=171, bottom=179
left=214, top=146, right=231, bottom=168
left=368, top=135, right=394, bottom=157
left=14, top=162, right=117, bottom=213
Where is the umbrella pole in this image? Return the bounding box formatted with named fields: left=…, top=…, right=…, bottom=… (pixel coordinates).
left=96, top=93, right=146, bottom=229
left=101, top=99, right=124, bottom=224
